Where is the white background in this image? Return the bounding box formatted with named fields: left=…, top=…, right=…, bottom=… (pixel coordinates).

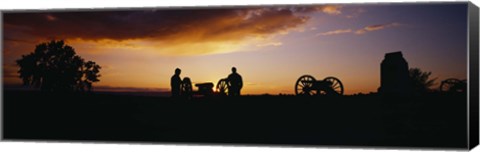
left=0, top=0, right=479, bottom=152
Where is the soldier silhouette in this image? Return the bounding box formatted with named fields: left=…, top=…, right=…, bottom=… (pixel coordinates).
left=227, top=67, right=243, bottom=96
left=170, top=68, right=182, bottom=97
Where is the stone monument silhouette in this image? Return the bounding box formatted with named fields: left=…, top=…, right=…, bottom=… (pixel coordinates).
left=378, top=51, right=413, bottom=96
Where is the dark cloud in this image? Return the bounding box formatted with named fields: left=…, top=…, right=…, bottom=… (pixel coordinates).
left=4, top=6, right=341, bottom=43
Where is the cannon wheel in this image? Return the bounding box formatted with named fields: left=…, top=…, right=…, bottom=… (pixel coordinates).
left=295, top=75, right=316, bottom=96
left=323, top=77, right=344, bottom=95
left=440, top=78, right=465, bottom=93
left=216, top=78, right=228, bottom=95
left=181, top=77, right=193, bottom=98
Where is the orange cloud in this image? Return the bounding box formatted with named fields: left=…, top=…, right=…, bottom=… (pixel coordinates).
left=316, top=22, right=401, bottom=37
left=319, top=5, right=343, bottom=15
left=256, top=42, right=283, bottom=47
left=45, top=14, right=57, bottom=21
left=355, top=22, right=401, bottom=35
left=317, top=28, right=352, bottom=36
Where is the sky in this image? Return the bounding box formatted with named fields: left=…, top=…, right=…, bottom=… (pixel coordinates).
left=2, top=3, right=468, bottom=95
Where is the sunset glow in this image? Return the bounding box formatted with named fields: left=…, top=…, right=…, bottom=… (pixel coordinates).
left=3, top=3, right=468, bottom=95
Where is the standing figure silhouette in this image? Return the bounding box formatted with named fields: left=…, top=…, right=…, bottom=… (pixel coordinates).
left=170, top=68, right=182, bottom=98
left=227, top=67, right=243, bottom=96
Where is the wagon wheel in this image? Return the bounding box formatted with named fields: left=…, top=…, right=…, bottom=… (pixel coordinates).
left=323, top=77, right=344, bottom=95
left=181, top=77, right=193, bottom=98
left=295, top=75, right=316, bottom=96
left=440, top=78, right=466, bottom=93
left=216, top=78, right=228, bottom=95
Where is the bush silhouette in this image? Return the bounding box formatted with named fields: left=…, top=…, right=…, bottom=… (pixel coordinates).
left=409, top=67, right=437, bottom=93
left=16, top=40, right=101, bottom=92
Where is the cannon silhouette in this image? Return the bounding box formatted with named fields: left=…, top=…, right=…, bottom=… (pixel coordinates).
left=216, top=78, right=229, bottom=96
left=180, top=77, right=230, bottom=98
left=180, top=77, right=194, bottom=99
left=295, top=75, right=344, bottom=96
left=439, top=78, right=466, bottom=93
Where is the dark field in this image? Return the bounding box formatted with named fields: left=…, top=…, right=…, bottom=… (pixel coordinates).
left=3, top=90, right=467, bottom=149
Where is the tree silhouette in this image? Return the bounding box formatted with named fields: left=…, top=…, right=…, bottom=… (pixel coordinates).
left=409, top=67, right=437, bottom=93
left=16, top=40, right=101, bottom=92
